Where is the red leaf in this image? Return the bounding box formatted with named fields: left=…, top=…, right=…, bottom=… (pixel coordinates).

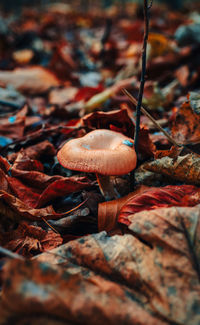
left=8, top=167, right=92, bottom=208
left=118, top=185, right=200, bottom=226
left=35, top=177, right=93, bottom=208
left=1, top=221, right=62, bottom=257
left=0, top=190, right=72, bottom=221
left=82, top=108, right=134, bottom=138
left=74, top=85, right=104, bottom=102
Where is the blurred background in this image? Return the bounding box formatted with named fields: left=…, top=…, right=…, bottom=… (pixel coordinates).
left=0, top=0, right=199, bottom=14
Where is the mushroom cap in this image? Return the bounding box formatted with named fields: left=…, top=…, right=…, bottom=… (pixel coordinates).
left=57, top=129, right=137, bottom=176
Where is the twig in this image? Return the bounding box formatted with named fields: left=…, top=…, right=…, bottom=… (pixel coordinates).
left=0, top=246, right=24, bottom=260
left=122, top=88, right=181, bottom=147
left=134, top=0, right=150, bottom=154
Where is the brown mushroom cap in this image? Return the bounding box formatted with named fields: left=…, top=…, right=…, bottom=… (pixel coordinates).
left=57, top=129, right=137, bottom=176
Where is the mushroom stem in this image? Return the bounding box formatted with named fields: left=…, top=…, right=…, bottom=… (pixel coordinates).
left=96, top=173, right=119, bottom=201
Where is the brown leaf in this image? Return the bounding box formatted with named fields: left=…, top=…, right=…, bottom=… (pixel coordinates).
left=118, top=185, right=200, bottom=226
left=9, top=141, right=55, bottom=164
left=0, top=117, right=25, bottom=139
left=49, top=86, right=78, bottom=105
left=0, top=67, right=60, bottom=94
left=98, top=186, right=149, bottom=232
left=143, top=153, right=200, bottom=185
left=82, top=108, right=134, bottom=138
left=171, top=101, right=200, bottom=145
left=8, top=167, right=92, bottom=208
left=1, top=221, right=62, bottom=257
left=0, top=190, right=69, bottom=222
left=2, top=203, right=200, bottom=324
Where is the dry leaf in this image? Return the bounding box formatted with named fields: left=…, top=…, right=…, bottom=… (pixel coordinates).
left=0, top=190, right=71, bottom=223
left=98, top=186, right=149, bottom=232
left=0, top=67, right=60, bottom=94
left=2, top=204, right=200, bottom=324
left=118, top=185, right=200, bottom=226
left=171, top=101, right=200, bottom=145
left=1, top=221, right=62, bottom=257
left=143, top=153, right=200, bottom=185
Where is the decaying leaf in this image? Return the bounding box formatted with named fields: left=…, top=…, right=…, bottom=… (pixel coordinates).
left=0, top=67, right=60, bottom=94
left=84, top=76, right=136, bottom=112
left=143, top=153, right=200, bottom=185
left=171, top=101, right=200, bottom=145
left=0, top=190, right=71, bottom=223
left=118, top=185, right=200, bottom=226
left=1, top=221, right=62, bottom=257
left=189, top=91, right=200, bottom=115
left=98, top=185, right=149, bottom=232
left=82, top=108, right=134, bottom=137
left=1, top=204, right=200, bottom=324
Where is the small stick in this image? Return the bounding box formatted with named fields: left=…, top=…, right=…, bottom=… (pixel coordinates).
left=134, top=0, right=150, bottom=154
left=122, top=88, right=181, bottom=147
left=0, top=246, right=24, bottom=260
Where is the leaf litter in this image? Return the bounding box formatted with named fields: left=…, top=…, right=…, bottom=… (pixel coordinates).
left=0, top=1, right=200, bottom=324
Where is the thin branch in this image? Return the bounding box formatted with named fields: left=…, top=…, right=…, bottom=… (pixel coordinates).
left=122, top=88, right=181, bottom=147
left=134, top=0, right=149, bottom=154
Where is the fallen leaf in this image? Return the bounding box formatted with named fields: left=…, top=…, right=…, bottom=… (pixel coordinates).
left=171, top=101, right=200, bottom=145
left=8, top=140, right=56, bottom=162
left=1, top=221, right=62, bottom=257
left=0, top=190, right=71, bottom=223
left=189, top=91, right=200, bottom=115
left=2, top=203, right=200, bottom=324
left=0, top=117, right=25, bottom=139
left=8, top=169, right=92, bottom=208
left=143, top=153, right=200, bottom=185
left=118, top=185, right=200, bottom=226
left=98, top=186, right=149, bottom=232
left=82, top=108, right=134, bottom=138
left=84, top=76, right=136, bottom=112
left=74, top=85, right=104, bottom=102
left=148, top=33, right=172, bottom=58
left=49, top=87, right=78, bottom=105
left=0, top=67, right=60, bottom=94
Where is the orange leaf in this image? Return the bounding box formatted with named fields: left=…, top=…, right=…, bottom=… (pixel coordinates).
left=98, top=186, right=150, bottom=232
left=118, top=185, right=200, bottom=226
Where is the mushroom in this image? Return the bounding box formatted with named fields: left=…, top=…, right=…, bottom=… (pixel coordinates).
left=57, top=129, right=137, bottom=200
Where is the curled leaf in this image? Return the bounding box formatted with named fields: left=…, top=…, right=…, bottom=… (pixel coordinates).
left=171, top=101, right=200, bottom=145
left=0, top=67, right=60, bottom=94
left=1, top=221, right=62, bottom=257
left=143, top=153, right=200, bottom=185
left=98, top=186, right=149, bottom=232
left=118, top=185, right=200, bottom=226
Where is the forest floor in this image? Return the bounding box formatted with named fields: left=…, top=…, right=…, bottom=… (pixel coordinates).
left=0, top=2, right=200, bottom=324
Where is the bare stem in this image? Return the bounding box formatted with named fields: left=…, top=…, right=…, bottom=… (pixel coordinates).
left=134, top=0, right=149, bottom=154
